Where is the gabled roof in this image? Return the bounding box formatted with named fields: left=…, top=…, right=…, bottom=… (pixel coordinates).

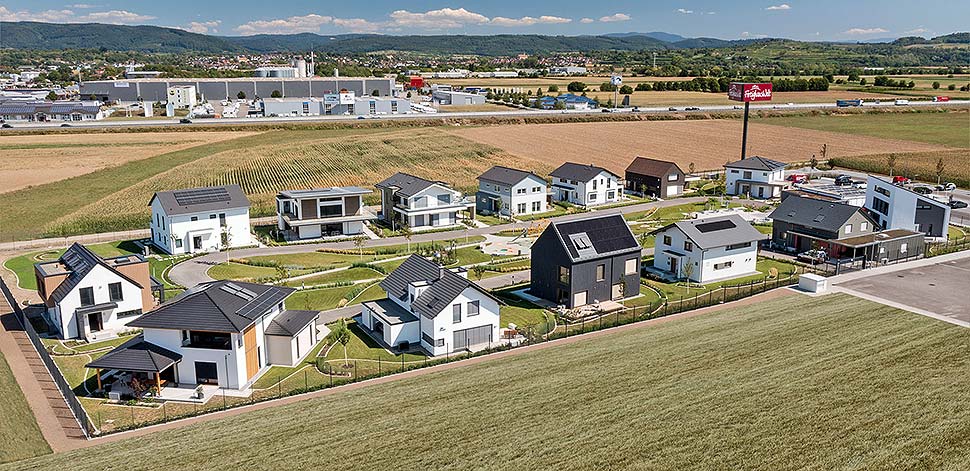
left=150, top=184, right=250, bottom=216
left=37, top=243, right=145, bottom=303
left=85, top=335, right=181, bottom=373
left=770, top=195, right=874, bottom=234
left=375, top=172, right=449, bottom=198
left=548, top=213, right=641, bottom=263
left=625, top=157, right=683, bottom=177
left=127, top=280, right=295, bottom=333
left=264, top=310, right=318, bottom=337
left=655, top=214, right=767, bottom=250
left=724, top=156, right=786, bottom=171
left=550, top=162, right=618, bottom=182
left=477, top=166, right=541, bottom=186
left=379, top=255, right=500, bottom=319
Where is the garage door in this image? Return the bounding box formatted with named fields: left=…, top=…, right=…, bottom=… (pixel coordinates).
left=453, top=325, right=493, bottom=351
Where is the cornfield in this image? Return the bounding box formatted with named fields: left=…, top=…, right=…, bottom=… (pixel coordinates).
left=830, top=149, right=970, bottom=188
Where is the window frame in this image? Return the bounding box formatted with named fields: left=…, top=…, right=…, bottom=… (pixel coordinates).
left=108, top=282, right=123, bottom=302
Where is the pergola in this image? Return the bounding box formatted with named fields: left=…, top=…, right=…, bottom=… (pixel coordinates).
left=85, top=336, right=182, bottom=396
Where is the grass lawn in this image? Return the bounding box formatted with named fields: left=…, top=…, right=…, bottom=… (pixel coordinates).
left=251, top=339, right=329, bottom=390
left=621, top=285, right=664, bottom=308
left=69, top=336, right=135, bottom=353
left=949, top=225, right=968, bottom=241
left=207, top=261, right=314, bottom=282
left=283, top=267, right=384, bottom=288
left=516, top=204, right=576, bottom=221
left=646, top=258, right=799, bottom=300
left=475, top=214, right=511, bottom=226
left=757, top=111, right=970, bottom=148
left=15, top=293, right=970, bottom=469
left=241, top=252, right=377, bottom=270
left=324, top=322, right=427, bottom=364
left=3, top=240, right=142, bottom=291
left=0, top=352, right=51, bottom=464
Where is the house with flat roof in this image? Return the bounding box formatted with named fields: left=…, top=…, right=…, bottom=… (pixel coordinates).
left=375, top=172, right=474, bottom=231
left=358, top=255, right=501, bottom=356
left=149, top=184, right=252, bottom=255
left=275, top=187, right=376, bottom=240
left=865, top=175, right=951, bottom=241
left=92, top=280, right=318, bottom=394
left=476, top=166, right=549, bottom=218
left=624, top=157, right=686, bottom=198
left=35, top=243, right=161, bottom=340
left=652, top=214, right=766, bottom=283
left=550, top=163, right=621, bottom=207
left=724, top=156, right=787, bottom=199
left=530, top=213, right=642, bottom=308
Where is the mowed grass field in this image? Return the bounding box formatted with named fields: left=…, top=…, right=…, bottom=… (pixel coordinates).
left=11, top=293, right=970, bottom=470
left=0, top=353, right=50, bottom=464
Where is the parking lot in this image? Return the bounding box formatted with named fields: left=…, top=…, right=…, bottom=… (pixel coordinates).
left=840, top=257, right=970, bottom=324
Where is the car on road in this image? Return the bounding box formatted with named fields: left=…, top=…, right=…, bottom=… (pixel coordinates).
left=912, top=186, right=934, bottom=195
left=179, top=118, right=192, bottom=124
left=668, top=107, right=678, bottom=111
left=733, top=105, right=742, bottom=110
left=797, top=249, right=828, bottom=264
left=631, top=107, right=641, bottom=112
left=1, top=123, right=11, bottom=129
left=601, top=108, right=613, bottom=113
left=786, top=174, right=808, bottom=184
left=894, top=99, right=910, bottom=106
left=685, top=106, right=700, bottom=111
left=948, top=200, right=969, bottom=209
left=941, top=182, right=957, bottom=192
left=852, top=181, right=867, bottom=189
left=892, top=176, right=911, bottom=185
left=60, top=123, right=72, bottom=127
left=834, top=175, right=853, bottom=186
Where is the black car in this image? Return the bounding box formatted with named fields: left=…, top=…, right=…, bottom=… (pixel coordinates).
left=668, top=107, right=678, bottom=111
left=179, top=118, right=193, bottom=124
left=60, top=123, right=72, bottom=127
left=912, top=186, right=934, bottom=195
left=1, top=123, right=11, bottom=129
left=685, top=106, right=701, bottom=111
left=948, top=200, right=968, bottom=209
left=834, top=175, right=853, bottom=186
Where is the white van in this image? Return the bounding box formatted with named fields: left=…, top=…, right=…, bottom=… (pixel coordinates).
left=894, top=99, right=910, bottom=106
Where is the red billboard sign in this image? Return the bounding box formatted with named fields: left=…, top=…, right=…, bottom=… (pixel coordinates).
left=729, top=82, right=773, bottom=102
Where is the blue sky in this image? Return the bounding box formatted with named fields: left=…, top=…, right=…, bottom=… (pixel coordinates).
left=1, top=1, right=966, bottom=41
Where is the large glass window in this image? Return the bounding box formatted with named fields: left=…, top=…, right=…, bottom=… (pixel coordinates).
left=558, top=266, right=570, bottom=284
left=467, top=300, right=480, bottom=316
left=453, top=304, right=462, bottom=323
left=79, top=287, right=94, bottom=306
left=108, top=282, right=123, bottom=302
left=182, top=331, right=232, bottom=350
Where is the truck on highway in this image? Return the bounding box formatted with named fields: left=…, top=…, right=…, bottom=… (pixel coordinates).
left=836, top=99, right=863, bottom=107
left=933, top=96, right=951, bottom=102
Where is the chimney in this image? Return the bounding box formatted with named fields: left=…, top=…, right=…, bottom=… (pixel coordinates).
left=439, top=267, right=446, bottom=280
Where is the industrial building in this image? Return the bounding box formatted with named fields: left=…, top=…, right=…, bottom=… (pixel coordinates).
left=432, top=90, right=486, bottom=106
left=0, top=100, right=106, bottom=122
left=80, top=77, right=396, bottom=104
left=260, top=94, right=411, bottom=117
left=166, top=85, right=198, bottom=109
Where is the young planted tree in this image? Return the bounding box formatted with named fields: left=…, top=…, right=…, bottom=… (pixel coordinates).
left=887, top=153, right=897, bottom=177
left=326, top=318, right=352, bottom=368
left=353, top=235, right=368, bottom=260
left=936, top=157, right=946, bottom=184
left=809, top=154, right=818, bottom=179
left=220, top=227, right=233, bottom=264
left=681, top=260, right=695, bottom=291
left=471, top=265, right=486, bottom=281
left=275, top=265, right=289, bottom=284
left=688, top=162, right=696, bottom=175
left=400, top=224, right=413, bottom=253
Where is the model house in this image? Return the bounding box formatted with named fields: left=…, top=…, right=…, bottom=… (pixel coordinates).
left=724, top=156, right=787, bottom=199
left=275, top=187, right=376, bottom=240
left=150, top=184, right=252, bottom=255
left=550, top=162, right=621, bottom=207
left=476, top=166, right=548, bottom=218
left=624, top=157, right=686, bottom=198
left=358, top=255, right=501, bottom=355
left=375, top=172, right=474, bottom=230
left=652, top=214, right=766, bottom=283
left=769, top=195, right=925, bottom=263
left=34, top=243, right=159, bottom=340
left=91, top=280, right=317, bottom=392
left=865, top=176, right=951, bottom=240
left=530, top=213, right=642, bottom=308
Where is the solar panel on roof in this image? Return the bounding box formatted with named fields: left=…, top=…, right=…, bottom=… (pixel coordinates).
left=695, top=220, right=737, bottom=233
left=173, top=187, right=231, bottom=207
left=220, top=282, right=257, bottom=301
left=236, top=289, right=285, bottom=319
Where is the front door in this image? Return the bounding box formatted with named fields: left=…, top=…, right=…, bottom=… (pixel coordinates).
left=741, top=184, right=750, bottom=196
left=669, top=257, right=679, bottom=276
left=194, top=361, right=218, bottom=384
left=757, top=186, right=765, bottom=198
left=192, top=235, right=203, bottom=251
left=87, top=313, right=103, bottom=332
left=243, top=325, right=258, bottom=380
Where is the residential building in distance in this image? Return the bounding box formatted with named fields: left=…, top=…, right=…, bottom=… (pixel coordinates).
left=530, top=213, right=642, bottom=308
left=550, top=162, right=622, bottom=207
left=34, top=243, right=159, bottom=340
left=358, top=255, right=501, bottom=355
left=652, top=214, right=766, bottom=283
left=476, top=166, right=549, bottom=217
left=624, top=157, right=686, bottom=198
left=375, top=172, right=474, bottom=230
left=275, top=187, right=376, bottom=240
left=769, top=195, right=925, bottom=263
left=724, top=156, right=787, bottom=199
left=537, top=94, right=597, bottom=110
left=783, top=181, right=867, bottom=207
left=102, top=280, right=317, bottom=391
left=150, top=184, right=252, bottom=255
left=865, top=176, right=951, bottom=240
left=166, top=85, right=198, bottom=109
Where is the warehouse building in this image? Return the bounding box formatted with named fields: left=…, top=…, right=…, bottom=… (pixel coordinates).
left=80, top=77, right=396, bottom=104
left=432, top=90, right=486, bottom=106
left=261, top=94, right=411, bottom=116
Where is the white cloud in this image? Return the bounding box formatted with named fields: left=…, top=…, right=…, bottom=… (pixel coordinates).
left=579, top=17, right=595, bottom=24
left=842, top=27, right=889, bottom=35
left=0, top=6, right=76, bottom=22
left=78, top=10, right=156, bottom=24
left=388, top=8, right=489, bottom=29
left=740, top=31, right=768, bottom=38
left=765, top=4, right=792, bottom=10
left=599, top=13, right=631, bottom=22
left=676, top=8, right=694, bottom=14
left=0, top=6, right=154, bottom=24
left=69, top=3, right=99, bottom=8
left=332, top=18, right=380, bottom=33
left=490, top=15, right=571, bottom=27
left=904, top=27, right=929, bottom=35
left=185, top=20, right=221, bottom=34
left=235, top=14, right=334, bottom=34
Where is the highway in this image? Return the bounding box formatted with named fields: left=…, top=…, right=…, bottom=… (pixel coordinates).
left=4, top=99, right=968, bottom=131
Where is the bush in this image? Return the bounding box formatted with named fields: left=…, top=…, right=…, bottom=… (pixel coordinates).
left=567, top=81, right=586, bottom=92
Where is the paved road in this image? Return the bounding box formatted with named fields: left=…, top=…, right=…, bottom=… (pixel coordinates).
left=170, top=197, right=708, bottom=288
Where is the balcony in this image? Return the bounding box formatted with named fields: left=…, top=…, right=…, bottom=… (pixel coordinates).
left=182, top=331, right=232, bottom=350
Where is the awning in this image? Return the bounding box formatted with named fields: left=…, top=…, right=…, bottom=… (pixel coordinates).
left=76, top=302, right=118, bottom=315
left=85, top=336, right=181, bottom=373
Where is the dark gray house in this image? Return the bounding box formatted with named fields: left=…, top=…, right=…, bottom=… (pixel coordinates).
left=624, top=157, right=686, bottom=198
left=530, top=213, right=642, bottom=308
left=769, top=195, right=925, bottom=263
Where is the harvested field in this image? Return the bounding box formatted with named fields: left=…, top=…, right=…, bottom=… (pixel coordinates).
left=0, top=132, right=254, bottom=192
left=447, top=119, right=947, bottom=173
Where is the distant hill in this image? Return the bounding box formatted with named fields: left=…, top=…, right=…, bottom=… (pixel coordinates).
left=0, top=21, right=243, bottom=53
left=604, top=32, right=687, bottom=43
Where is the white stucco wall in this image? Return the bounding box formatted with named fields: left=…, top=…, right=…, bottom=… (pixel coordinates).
left=552, top=171, right=620, bottom=207
left=51, top=264, right=145, bottom=339
left=151, top=199, right=251, bottom=255
left=419, top=287, right=500, bottom=356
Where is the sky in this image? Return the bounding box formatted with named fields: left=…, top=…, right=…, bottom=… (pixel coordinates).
left=0, top=1, right=966, bottom=41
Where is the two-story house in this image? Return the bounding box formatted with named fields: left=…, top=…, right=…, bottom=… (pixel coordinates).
left=624, top=157, right=686, bottom=198
left=91, top=280, right=318, bottom=392
left=375, top=172, right=474, bottom=230
left=275, top=187, right=376, bottom=240
left=652, top=214, right=766, bottom=283
left=724, top=156, right=787, bottom=199
left=865, top=175, right=951, bottom=241
left=358, top=255, right=501, bottom=356
left=475, top=166, right=549, bottom=218
left=34, top=243, right=159, bottom=340
left=549, top=163, right=622, bottom=207
left=150, top=184, right=252, bottom=255
left=769, top=195, right=925, bottom=264
left=530, top=213, right=642, bottom=308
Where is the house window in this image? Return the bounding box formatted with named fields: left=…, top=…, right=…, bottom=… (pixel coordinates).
left=79, top=287, right=94, bottom=306
left=624, top=258, right=638, bottom=275
left=319, top=203, right=342, bottom=218
left=422, top=333, right=434, bottom=345
left=592, top=180, right=598, bottom=190
left=117, top=309, right=142, bottom=318
left=517, top=203, right=527, bottom=213
left=684, top=241, right=693, bottom=252
left=743, top=171, right=752, bottom=179
left=871, top=197, right=890, bottom=215
left=174, top=238, right=183, bottom=248
left=875, top=186, right=891, bottom=197
left=533, top=186, right=542, bottom=192
left=725, top=242, right=751, bottom=251
left=588, top=193, right=597, bottom=202
left=714, top=261, right=734, bottom=270
left=219, top=213, right=226, bottom=227
left=436, top=338, right=445, bottom=347
left=209, top=214, right=216, bottom=219
left=668, top=174, right=678, bottom=181
left=662, top=235, right=671, bottom=246
left=558, top=266, right=570, bottom=284
left=532, top=201, right=541, bottom=212
left=453, top=304, right=461, bottom=323
left=516, top=188, right=526, bottom=194
left=108, top=282, right=123, bottom=302
left=607, top=191, right=616, bottom=200
left=190, top=216, right=198, bottom=222
left=437, top=194, right=451, bottom=205
left=844, top=224, right=853, bottom=234
left=860, top=222, right=868, bottom=231
left=596, top=264, right=605, bottom=281
left=900, top=243, right=908, bottom=254
left=467, top=300, right=480, bottom=316
left=730, top=169, right=739, bottom=174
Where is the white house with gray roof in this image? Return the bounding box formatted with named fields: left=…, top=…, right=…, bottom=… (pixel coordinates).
left=550, top=162, right=621, bottom=207
left=476, top=166, right=548, bottom=217
left=275, top=187, right=376, bottom=240
left=652, top=214, right=767, bottom=283
left=150, top=184, right=252, bottom=255
left=724, top=156, right=787, bottom=199
left=375, top=172, right=474, bottom=231
left=358, top=255, right=501, bottom=356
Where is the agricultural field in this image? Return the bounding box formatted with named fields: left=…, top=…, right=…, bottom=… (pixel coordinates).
left=582, top=90, right=898, bottom=107
left=13, top=293, right=970, bottom=470
left=831, top=149, right=970, bottom=188
left=0, top=353, right=51, bottom=464
left=756, top=110, right=970, bottom=148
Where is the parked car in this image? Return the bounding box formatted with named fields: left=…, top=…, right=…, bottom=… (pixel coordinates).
left=60, top=123, right=72, bottom=127
left=852, top=181, right=867, bottom=189
left=834, top=175, right=853, bottom=186
left=948, top=200, right=969, bottom=209
left=912, top=186, right=934, bottom=195
left=798, top=249, right=828, bottom=264
left=179, top=118, right=192, bottom=124
left=0, top=123, right=11, bottom=129
left=942, top=182, right=957, bottom=191
left=892, top=176, right=911, bottom=185
left=894, top=99, right=910, bottom=106
left=786, top=174, right=808, bottom=184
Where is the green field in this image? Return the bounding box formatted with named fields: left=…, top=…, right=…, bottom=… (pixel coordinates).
left=11, top=293, right=970, bottom=469
left=758, top=111, right=970, bottom=148
left=0, top=353, right=50, bottom=464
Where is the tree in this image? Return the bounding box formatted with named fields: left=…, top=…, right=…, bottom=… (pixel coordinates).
left=45, top=91, right=58, bottom=101
left=471, top=265, right=486, bottom=281
left=688, top=162, right=696, bottom=175
left=237, top=90, right=246, bottom=99
left=220, top=226, right=233, bottom=264
left=859, top=78, right=868, bottom=86
left=932, top=81, right=941, bottom=90
left=619, top=85, right=634, bottom=95
left=809, top=154, right=818, bottom=179
left=936, top=157, right=946, bottom=184
left=567, top=81, right=586, bottom=92
left=353, top=235, right=368, bottom=259
left=948, top=84, right=957, bottom=91
left=600, top=82, right=617, bottom=92
left=681, top=260, right=694, bottom=291
left=275, top=265, right=289, bottom=284
left=371, top=89, right=380, bottom=97
left=400, top=224, right=413, bottom=252
left=536, top=87, right=543, bottom=96
left=819, top=143, right=828, bottom=163
left=887, top=153, right=897, bottom=177
left=847, top=72, right=860, bottom=82
left=270, top=90, right=282, bottom=98
left=325, top=318, right=352, bottom=367
left=547, top=84, right=559, bottom=92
